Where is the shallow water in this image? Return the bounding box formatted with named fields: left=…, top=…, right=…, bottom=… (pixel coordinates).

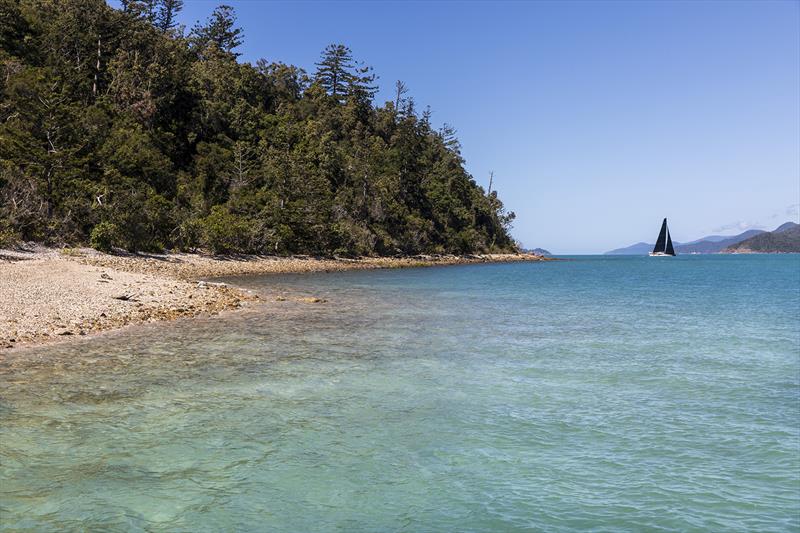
left=1, top=255, right=799, bottom=531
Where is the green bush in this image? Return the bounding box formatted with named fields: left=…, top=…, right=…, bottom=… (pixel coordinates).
left=201, top=206, right=253, bottom=254
left=177, top=217, right=203, bottom=252
left=0, top=227, right=18, bottom=248
left=90, top=221, right=120, bottom=252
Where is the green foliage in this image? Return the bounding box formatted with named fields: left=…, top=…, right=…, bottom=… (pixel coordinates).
left=90, top=221, right=120, bottom=252
left=156, top=0, right=183, bottom=32
left=0, top=0, right=518, bottom=256
left=201, top=205, right=253, bottom=254
left=727, top=225, right=800, bottom=253
left=190, top=4, right=243, bottom=57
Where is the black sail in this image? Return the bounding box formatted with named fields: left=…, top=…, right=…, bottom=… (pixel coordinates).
left=665, top=229, right=675, bottom=255
left=653, top=218, right=668, bottom=253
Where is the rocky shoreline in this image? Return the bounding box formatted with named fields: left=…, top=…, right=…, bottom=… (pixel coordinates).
left=0, top=246, right=548, bottom=352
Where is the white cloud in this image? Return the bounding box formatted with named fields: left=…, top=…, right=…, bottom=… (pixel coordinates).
left=712, top=221, right=766, bottom=233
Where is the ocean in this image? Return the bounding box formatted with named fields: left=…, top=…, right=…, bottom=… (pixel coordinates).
left=1, top=255, right=798, bottom=531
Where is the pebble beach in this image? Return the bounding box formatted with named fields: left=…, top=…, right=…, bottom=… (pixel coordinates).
left=0, top=246, right=546, bottom=352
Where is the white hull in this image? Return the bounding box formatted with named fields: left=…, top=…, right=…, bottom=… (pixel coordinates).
left=649, top=252, right=674, bottom=257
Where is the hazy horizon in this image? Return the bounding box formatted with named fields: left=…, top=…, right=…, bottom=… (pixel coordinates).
left=109, top=0, right=800, bottom=254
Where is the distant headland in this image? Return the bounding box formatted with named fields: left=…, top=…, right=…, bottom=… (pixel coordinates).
left=605, top=222, right=799, bottom=255
left=723, top=222, right=800, bottom=253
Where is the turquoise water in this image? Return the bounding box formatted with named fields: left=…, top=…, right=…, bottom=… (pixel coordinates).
left=1, top=255, right=799, bottom=531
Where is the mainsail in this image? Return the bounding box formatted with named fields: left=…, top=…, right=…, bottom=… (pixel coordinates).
left=653, top=219, right=668, bottom=254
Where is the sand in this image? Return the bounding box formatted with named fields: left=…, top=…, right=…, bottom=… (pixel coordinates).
left=0, top=246, right=547, bottom=352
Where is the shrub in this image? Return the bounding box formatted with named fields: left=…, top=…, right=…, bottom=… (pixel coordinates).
left=90, top=222, right=120, bottom=252
left=177, top=217, right=203, bottom=252
left=201, top=206, right=253, bottom=254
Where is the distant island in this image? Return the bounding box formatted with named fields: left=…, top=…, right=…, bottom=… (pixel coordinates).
left=723, top=222, right=800, bottom=253
left=606, top=222, right=798, bottom=255
left=0, top=1, right=516, bottom=257
left=523, top=248, right=552, bottom=257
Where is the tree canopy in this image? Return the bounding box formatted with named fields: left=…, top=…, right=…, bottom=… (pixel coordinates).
left=0, top=0, right=517, bottom=256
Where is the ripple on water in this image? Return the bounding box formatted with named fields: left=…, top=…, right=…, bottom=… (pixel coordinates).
left=1, top=256, right=799, bottom=531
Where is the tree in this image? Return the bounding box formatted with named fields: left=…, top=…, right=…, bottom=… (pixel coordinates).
left=347, top=61, right=377, bottom=104
left=1, top=0, right=520, bottom=256
left=190, top=4, right=243, bottom=57
left=121, top=0, right=158, bottom=22
left=315, top=44, right=353, bottom=100
left=393, top=80, right=408, bottom=111
left=314, top=44, right=377, bottom=103
left=156, top=0, right=184, bottom=32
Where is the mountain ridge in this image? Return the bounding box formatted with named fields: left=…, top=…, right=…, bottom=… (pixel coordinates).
left=604, top=226, right=791, bottom=255
left=724, top=222, right=800, bottom=253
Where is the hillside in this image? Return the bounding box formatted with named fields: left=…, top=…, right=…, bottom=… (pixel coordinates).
left=605, top=228, right=763, bottom=255
left=724, top=223, right=800, bottom=253
left=0, top=0, right=515, bottom=256
left=676, top=229, right=764, bottom=254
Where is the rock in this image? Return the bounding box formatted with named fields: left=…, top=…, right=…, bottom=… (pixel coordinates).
left=299, top=296, right=327, bottom=303
left=100, top=272, right=113, bottom=280
left=276, top=296, right=287, bottom=301
left=197, top=281, right=208, bottom=288
left=57, top=330, right=73, bottom=336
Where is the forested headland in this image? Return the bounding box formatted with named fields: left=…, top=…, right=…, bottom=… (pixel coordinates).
left=0, top=0, right=517, bottom=256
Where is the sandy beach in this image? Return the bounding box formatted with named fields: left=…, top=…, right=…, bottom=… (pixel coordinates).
left=0, top=246, right=547, bottom=352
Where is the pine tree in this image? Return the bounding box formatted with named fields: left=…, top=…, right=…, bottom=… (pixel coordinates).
left=315, top=44, right=353, bottom=100
left=347, top=62, right=378, bottom=103
left=190, top=4, right=243, bottom=57
left=156, top=0, right=183, bottom=32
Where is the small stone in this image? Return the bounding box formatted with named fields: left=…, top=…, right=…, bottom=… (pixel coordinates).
left=299, top=296, right=327, bottom=303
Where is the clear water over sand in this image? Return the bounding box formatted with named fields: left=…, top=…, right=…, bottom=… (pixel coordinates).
left=1, top=255, right=798, bottom=531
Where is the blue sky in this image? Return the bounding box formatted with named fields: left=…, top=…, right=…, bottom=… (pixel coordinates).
left=111, top=0, right=799, bottom=253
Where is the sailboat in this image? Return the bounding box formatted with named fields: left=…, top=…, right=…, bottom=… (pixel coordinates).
left=649, top=218, right=676, bottom=256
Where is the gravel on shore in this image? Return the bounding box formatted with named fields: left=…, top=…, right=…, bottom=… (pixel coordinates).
left=0, top=246, right=547, bottom=352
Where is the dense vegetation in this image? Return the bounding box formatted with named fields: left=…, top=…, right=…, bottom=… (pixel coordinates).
left=0, top=0, right=517, bottom=256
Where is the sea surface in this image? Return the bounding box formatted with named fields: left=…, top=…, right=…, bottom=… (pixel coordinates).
left=1, top=255, right=799, bottom=531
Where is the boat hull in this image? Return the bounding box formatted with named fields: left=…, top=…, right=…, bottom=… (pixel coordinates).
left=649, top=252, right=675, bottom=257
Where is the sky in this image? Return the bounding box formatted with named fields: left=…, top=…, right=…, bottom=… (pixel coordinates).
left=111, top=0, right=800, bottom=253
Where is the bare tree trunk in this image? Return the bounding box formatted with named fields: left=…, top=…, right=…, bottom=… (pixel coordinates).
left=93, top=38, right=101, bottom=97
